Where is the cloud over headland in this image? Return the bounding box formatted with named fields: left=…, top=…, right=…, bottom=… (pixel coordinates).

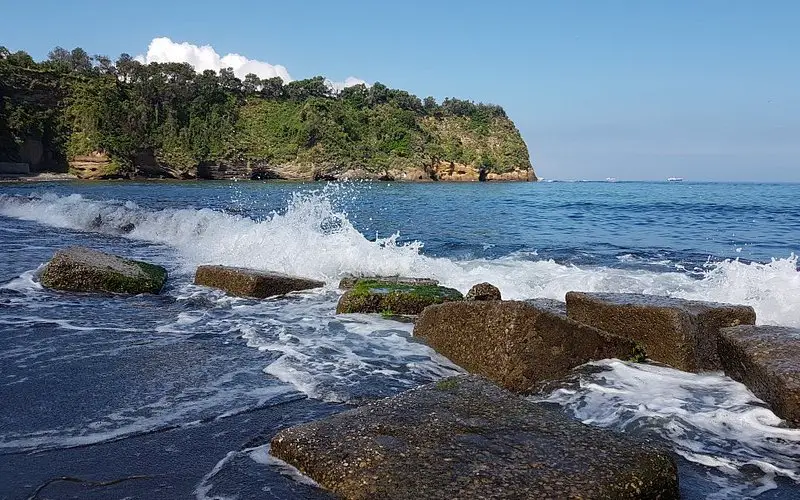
left=135, top=37, right=365, bottom=90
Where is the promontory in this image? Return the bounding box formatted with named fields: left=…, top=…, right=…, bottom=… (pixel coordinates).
left=0, top=46, right=536, bottom=182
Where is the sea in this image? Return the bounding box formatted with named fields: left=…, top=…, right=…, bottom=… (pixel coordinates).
left=0, top=180, right=798, bottom=499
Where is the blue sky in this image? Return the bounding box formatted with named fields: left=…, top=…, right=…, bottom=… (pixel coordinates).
left=3, top=1, right=799, bottom=181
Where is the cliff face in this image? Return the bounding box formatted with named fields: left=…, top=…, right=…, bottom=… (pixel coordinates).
left=1, top=56, right=536, bottom=182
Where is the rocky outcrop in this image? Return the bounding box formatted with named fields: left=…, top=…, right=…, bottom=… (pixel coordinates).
left=336, top=279, right=462, bottom=315
left=465, top=282, right=501, bottom=301
left=717, top=325, right=800, bottom=426
left=40, top=247, right=167, bottom=295
left=414, top=301, right=639, bottom=392
left=194, top=265, right=324, bottom=299
left=566, top=292, right=756, bottom=372
left=271, top=375, right=679, bottom=500
left=69, top=152, right=119, bottom=179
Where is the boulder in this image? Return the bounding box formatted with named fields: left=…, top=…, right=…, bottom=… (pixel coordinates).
left=271, top=375, right=679, bottom=500
left=338, top=275, right=439, bottom=290
left=414, top=301, right=639, bottom=392
left=336, top=279, right=462, bottom=315
left=566, top=292, right=756, bottom=372
left=40, top=247, right=167, bottom=295
left=194, top=265, right=324, bottom=299
left=465, top=282, right=501, bottom=301
left=717, top=325, right=800, bottom=426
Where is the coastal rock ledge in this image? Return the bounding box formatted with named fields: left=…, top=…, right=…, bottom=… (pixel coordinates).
left=718, top=325, right=800, bottom=426
left=271, top=375, right=679, bottom=499
left=194, top=265, right=323, bottom=298
left=39, top=246, right=167, bottom=295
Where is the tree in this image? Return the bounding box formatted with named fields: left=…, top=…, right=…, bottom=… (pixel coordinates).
left=243, top=73, right=260, bottom=96
left=70, top=47, right=92, bottom=73
left=93, top=54, right=115, bottom=75
left=259, top=76, right=284, bottom=99
left=423, top=96, right=438, bottom=115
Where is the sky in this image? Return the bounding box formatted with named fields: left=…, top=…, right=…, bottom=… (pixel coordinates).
left=2, top=0, right=799, bottom=181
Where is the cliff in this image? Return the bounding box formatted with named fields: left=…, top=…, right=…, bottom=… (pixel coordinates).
left=0, top=48, right=536, bottom=182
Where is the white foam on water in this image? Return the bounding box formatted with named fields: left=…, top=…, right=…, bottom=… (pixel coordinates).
left=166, top=284, right=463, bottom=403
left=2, top=190, right=798, bottom=326
left=537, top=360, right=800, bottom=497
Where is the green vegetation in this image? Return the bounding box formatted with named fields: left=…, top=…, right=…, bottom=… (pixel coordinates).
left=0, top=45, right=534, bottom=180
left=435, top=378, right=460, bottom=391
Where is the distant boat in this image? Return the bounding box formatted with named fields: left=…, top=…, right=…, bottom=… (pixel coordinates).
left=606, top=177, right=618, bottom=183
left=667, top=177, right=684, bottom=182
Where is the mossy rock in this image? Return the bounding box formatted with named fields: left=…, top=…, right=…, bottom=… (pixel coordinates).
left=40, top=246, right=167, bottom=295
left=336, top=279, right=463, bottom=315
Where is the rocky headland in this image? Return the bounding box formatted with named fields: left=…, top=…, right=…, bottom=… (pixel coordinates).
left=0, top=48, right=536, bottom=182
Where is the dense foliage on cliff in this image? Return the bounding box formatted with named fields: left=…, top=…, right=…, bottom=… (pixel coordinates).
left=0, top=46, right=533, bottom=179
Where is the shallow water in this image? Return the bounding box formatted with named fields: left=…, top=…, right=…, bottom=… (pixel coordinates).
left=1, top=180, right=799, bottom=499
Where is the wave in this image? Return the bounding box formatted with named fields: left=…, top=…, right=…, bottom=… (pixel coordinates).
left=1, top=190, right=799, bottom=327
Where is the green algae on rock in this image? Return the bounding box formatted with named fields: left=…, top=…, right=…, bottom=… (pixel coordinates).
left=336, top=279, right=463, bottom=315
left=40, top=246, right=167, bottom=295
left=271, top=375, right=679, bottom=500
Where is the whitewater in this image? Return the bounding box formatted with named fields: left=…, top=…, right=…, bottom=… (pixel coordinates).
left=1, top=180, right=798, bottom=499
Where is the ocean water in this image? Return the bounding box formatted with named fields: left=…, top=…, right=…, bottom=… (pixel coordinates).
left=0, top=180, right=798, bottom=499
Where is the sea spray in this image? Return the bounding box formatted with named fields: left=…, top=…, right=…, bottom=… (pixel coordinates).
left=2, top=190, right=798, bottom=326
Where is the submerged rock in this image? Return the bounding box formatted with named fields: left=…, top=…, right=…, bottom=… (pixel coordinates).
left=414, top=300, right=639, bottom=392
left=565, top=292, right=756, bottom=372
left=336, top=279, right=462, bottom=315
left=718, top=325, right=800, bottom=426
left=271, top=375, right=679, bottom=499
left=194, top=265, right=324, bottom=299
left=40, top=246, right=167, bottom=295
left=465, top=282, right=501, bottom=301
left=338, top=275, right=439, bottom=290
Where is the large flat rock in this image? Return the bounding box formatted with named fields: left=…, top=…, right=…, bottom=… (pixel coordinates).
left=336, top=279, right=462, bottom=315
left=718, top=325, right=800, bottom=426
left=194, top=265, right=324, bottom=298
left=40, top=247, right=167, bottom=295
left=414, top=301, right=639, bottom=392
left=271, top=375, right=679, bottom=499
left=566, top=292, right=755, bottom=372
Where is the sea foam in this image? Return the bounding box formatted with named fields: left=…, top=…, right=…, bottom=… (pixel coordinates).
left=1, top=189, right=798, bottom=326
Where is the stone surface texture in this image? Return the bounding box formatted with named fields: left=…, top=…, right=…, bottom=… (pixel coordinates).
left=414, top=300, right=638, bottom=392
left=718, top=325, right=800, bottom=426
left=194, top=265, right=323, bottom=298
left=465, top=282, right=502, bottom=301
left=566, top=292, right=756, bottom=371
left=271, top=375, right=679, bottom=500
left=39, top=246, right=167, bottom=295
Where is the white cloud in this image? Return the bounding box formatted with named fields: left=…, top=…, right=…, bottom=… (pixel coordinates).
left=135, top=37, right=365, bottom=89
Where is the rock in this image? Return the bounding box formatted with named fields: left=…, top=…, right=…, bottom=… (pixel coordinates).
left=525, top=297, right=567, bottom=315
left=336, top=279, right=462, bottom=315
left=271, top=375, right=679, bottom=500
left=465, top=282, right=501, bottom=301
left=40, top=246, right=167, bottom=295
left=565, top=292, right=756, bottom=372
left=717, top=325, right=800, bottom=426
left=338, top=275, right=439, bottom=290
left=194, top=265, right=324, bottom=299
left=414, top=301, right=639, bottom=392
